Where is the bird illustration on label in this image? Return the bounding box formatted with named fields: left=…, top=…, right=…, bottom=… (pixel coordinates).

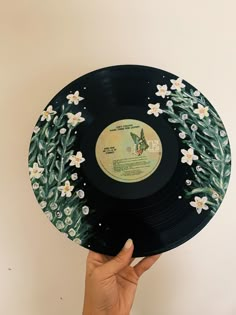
left=130, top=128, right=149, bottom=155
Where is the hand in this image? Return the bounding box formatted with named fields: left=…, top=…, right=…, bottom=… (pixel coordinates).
left=82, top=239, right=160, bottom=315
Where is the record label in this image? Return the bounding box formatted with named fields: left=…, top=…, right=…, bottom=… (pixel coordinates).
left=95, top=119, right=162, bottom=183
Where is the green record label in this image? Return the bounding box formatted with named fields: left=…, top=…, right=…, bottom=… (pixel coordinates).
left=95, top=119, right=162, bottom=183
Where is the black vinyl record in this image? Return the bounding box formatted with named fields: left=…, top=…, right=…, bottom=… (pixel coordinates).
left=28, top=65, right=231, bottom=257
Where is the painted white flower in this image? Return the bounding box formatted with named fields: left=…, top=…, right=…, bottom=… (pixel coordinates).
left=193, top=90, right=200, bottom=97
left=193, top=104, right=209, bottom=119
left=45, top=211, right=53, bottom=221
left=67, top=112, right=85, bottom=126
left=182, top=114, right=188, bottom=120
left=73, top=238, right=81, bottom=245
left=66, top=91, right=84, bottom=105
left=50, top=202, right=58, bottom=210
left=60, top=128, right=67, bottom=134
left=181, top=148, right=199, bottom=166
left=64, top=207, right=72, bottom=216
left=32, top=182, right=39, bottom=190
left=33, top=126, right=40, bottom=134
left=220, top=130, right=226, bottom=137
left=147, top=103, right=163, bottom=117
left=40, top=201, right=47, bottom=209
left=65, top=217, right=73, bottom=225
left=56, top=211, right=62, bottom=218
left=191, top=124, right=198, bottom=131
left=68, top=228, right=76, bottom=237
left=41, top=105, right=56, bottom=122
left=29, top=162, right=44, bottom=179
left=56, top=220, right=65, bottom=230
left=82, top=205, right=89, bottom=215
left=185, top=179, right=192, bottom=186
left=166, top=100, right=173, bottom=107
left=71, top=173, right=78, bottom=181
left=190, top=196, right=209, bottom=214
left=58, top=180, right=74, bottom=197
left=196, top=165, right=203, bottom=172
left=179, top=131, right=186, bottom=139
left=212, top=191, right=220, bottom=200
left=170, top=78, right=185, bottom=91
left=76, top=189, right=85, bottom=199
left=155, top=84, right=171, bottom=98
left=69, top=151, right=85, bottom=168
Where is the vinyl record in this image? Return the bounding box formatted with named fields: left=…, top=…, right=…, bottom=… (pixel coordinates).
left=28, top=65, right=231, bottom=257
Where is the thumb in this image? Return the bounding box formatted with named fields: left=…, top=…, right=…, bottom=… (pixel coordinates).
left=101, top=239, right=134, bottom=275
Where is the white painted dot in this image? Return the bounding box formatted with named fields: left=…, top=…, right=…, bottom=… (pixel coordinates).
left=84, top=87, right=87, bottom=89
left=174, top=128, right=176, bottom=130
left=88, top=244, right=90, bottom=248
left=70, top=91, right=72, bottom=93
left=99, top=223, right=102, bottom=226
left=84, top=107, right=86, bottom=109
left=75, top=131, right=77, bottom=134
left=148, top=97, right=150, bottom=100
left=163, top=76, right=165, bottom=78
left=83, top=183, right=86, bottom=186
left=178, top=196, right=182, bottom=199
left=147, top=81, right=150, bottom=83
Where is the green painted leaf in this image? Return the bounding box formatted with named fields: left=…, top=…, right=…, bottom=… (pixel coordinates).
left=212, top=161, right=221, bottom=174
left=57, top=147, right=62, bottom=155
left=203, top=129, right=213, bottom=137
left=214, top=153, right=221, bottom=161
left=210, top=141, right=218, bottom=149
left=68, top=135, right=76, bottom=147
left=55, top=160, right=60, bottom=170
left=37, top=154, right=44, bottom=166
left=48, top=190, right=54, bottom=199
left=38, top=140, right=45, bottom=151
left=46, top=153, right=54, bottom=166
left=224, top=169, right=231, bottom=177
left=49, top=172, right=55, bottom=185
left=168, top=118, right=178, bottom=123
left=45, top=129, right=50, bottom=139
left=225, top=154, right=231, bottom=163
left=53, top=115, right=59, bottom=126
left=222, top=139, right=229, bottom=147
left=39, top=187, right=46, bottom=199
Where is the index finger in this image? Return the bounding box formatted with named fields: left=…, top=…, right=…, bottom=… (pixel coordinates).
left=133, top=254, right=161, bottom=278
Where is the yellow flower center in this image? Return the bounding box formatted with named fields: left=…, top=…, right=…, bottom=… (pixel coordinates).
left=196, top=201, right=203, bottom=208
left=33, top=169, right=38, bottom=173
left=76, top=157, right=81, bottom=162
left=65, top=185, right=70, bottom=191
left=186, top=153, right=192, bottom=159
left=153, top=107, right=158, bottom=112
left=199, top=108, right=205, bottom=114
left=175, top=82, right=180, bottom=86
left=160, top=88, right=165, bottom=93
left=73, top=116, right=77, bottom=120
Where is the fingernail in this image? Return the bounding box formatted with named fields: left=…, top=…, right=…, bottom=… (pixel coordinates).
left=124, top=238, right=133, bottom=250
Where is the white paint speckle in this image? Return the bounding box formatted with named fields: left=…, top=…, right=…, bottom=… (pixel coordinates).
left=83, top=183, right=86, bottom=186
left=84, top=107, right=86, bottom=109
left=99, top=223, right=102, bottom=226
left=178, top=196, right=182, bottom=199
left=84, top=87, right=87, bottom=89
left=88, top=244, right=90, bottom=248
left=74, top=131, right=77, bottom=134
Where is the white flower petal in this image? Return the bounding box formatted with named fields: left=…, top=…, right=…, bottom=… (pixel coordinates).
left=196, top=208, right=202, bottom=214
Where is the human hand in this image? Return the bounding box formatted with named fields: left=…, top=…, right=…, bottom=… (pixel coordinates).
left=82, top=239, right=160, bottom=315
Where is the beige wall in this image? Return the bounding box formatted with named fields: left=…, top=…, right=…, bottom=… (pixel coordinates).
left=0, top=1, right=236, bottom=314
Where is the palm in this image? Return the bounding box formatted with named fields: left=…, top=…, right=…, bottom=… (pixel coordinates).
left=85, top=250, right=159, bottom=314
